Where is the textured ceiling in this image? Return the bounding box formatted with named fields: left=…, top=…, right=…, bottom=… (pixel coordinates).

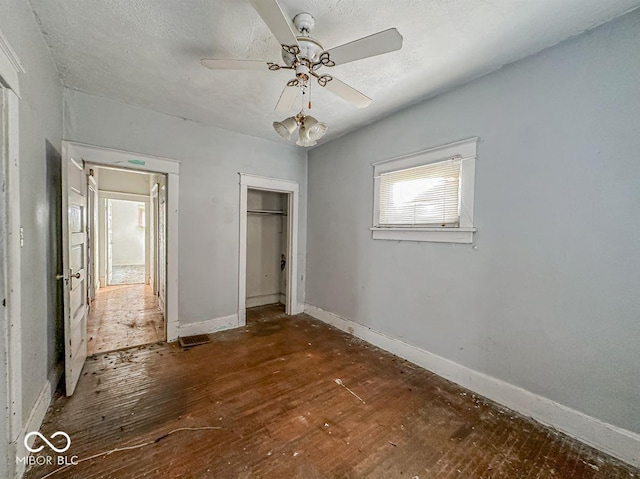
left=30, top=0, right=640, bottom=145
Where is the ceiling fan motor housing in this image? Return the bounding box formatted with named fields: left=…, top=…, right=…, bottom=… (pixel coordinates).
left=282, top=36, right=324, bottom=66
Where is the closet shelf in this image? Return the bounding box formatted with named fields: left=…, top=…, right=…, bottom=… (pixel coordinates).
left=247, top=209, right=287, bottom=215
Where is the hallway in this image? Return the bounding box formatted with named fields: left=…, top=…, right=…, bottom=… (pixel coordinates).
left=87, top=284, right=165, bottom=355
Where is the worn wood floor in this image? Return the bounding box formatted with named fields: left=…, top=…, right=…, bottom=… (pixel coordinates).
left=87, top=284, right=164, bottom=355
left=27, top=305, right=638, bottom=479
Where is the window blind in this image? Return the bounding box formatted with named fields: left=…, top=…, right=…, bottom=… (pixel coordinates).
left=378, top=158, right=462, bottom=227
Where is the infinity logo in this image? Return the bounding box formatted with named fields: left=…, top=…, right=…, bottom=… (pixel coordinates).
left=24, top=431, right=71, bottom=453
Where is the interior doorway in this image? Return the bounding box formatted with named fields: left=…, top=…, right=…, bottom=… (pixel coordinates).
left=85, top=164, right=167, bottom=355
left=62, top=141, right=180, bottom=395
left=238, top=174, right=301, bottom=325
left=107, top=199, right=146, bottom=285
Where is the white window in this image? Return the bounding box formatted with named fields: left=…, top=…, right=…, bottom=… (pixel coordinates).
left=371, top=137, right=478, bottom=243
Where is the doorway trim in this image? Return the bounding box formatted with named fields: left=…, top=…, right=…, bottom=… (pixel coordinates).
left=0, top=29, right=24, bottom=479
left=63, top=141, right=181, bottom=341
left=238, top=174, right=301, bottom=326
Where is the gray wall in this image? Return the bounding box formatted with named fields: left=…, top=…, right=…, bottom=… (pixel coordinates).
left=307, top=9, right=640, bottom=434
left=63, top=89, right=307, bottom=325
left=0, top=0, right=64, bottom=469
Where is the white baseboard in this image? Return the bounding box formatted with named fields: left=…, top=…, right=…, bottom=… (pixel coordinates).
left=177, top=313, right=238, bottom=337
left=15, top=364, right=63, bottom=478
left=246, top=294, right=281, bottom=308
left=304, top=303, right=640, bottom=469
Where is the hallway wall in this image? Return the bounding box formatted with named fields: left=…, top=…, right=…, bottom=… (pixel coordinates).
left=98, top=168, right=150, bottom=195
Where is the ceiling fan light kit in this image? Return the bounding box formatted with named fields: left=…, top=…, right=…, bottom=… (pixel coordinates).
left=273, top=112, right=328, bottom=147
left=201, top=0, right=403, bottom=146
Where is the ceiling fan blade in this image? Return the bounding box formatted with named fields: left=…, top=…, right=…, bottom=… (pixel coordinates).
left=327, top=28, right=403, bottom=66
left=275, top=84, right=299, bottom=112
left=249, top=0, right=299, bottom=49
left=201, top=59, right=269, bottom=70
left=320, top=76, right=372, bottom=109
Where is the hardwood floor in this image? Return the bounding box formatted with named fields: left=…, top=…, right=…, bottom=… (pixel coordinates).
left=87, top=284, right=164, bottom=355
left=26, top=305, right=638, bottom=478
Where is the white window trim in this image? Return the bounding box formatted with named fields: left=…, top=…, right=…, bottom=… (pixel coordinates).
left=371, top=137, right=478, bottom=244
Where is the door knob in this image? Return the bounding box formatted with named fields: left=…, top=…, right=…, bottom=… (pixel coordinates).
left=73, top=272, right=81, bottom=279
left=55, top=274, right=65, bottom=280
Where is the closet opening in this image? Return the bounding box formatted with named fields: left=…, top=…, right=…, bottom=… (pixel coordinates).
left=245, top=189, right=289, bottom=312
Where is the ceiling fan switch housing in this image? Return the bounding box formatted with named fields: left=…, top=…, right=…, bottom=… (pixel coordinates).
left=293, top=12, right=315, bottom=35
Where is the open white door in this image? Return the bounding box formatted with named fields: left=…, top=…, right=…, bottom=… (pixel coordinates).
left=62, top=143, right=88, bottom=396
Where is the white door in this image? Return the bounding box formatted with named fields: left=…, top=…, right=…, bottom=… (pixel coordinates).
left=62, top=144, right=88, bottom=395
left=106, top=199, right=113, bottom=285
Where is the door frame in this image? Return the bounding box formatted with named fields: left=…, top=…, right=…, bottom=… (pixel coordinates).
left=150, top=183, right=159, bottom=295
left=238, top=174, right=301, bottom=325
left=0, top=29, right=24, bottom=478
left=63, top=141, right=181, bottom=341
left=99, top=192, right=151, bottom=286
left=86, top=173, right=98, bottom=302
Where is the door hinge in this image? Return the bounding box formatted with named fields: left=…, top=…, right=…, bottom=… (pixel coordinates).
left=2, top=298, right=5, bottom=307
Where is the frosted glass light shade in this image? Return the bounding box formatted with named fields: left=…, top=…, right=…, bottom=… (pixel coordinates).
left=304, top=116, right=328, bottom=141
left=295, top=115, right=327, bottom=147
left=273, top=117, right=297, bottom=140
left=296, top=126, right=317, bottom=147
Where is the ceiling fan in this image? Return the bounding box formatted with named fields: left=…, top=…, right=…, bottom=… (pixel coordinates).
left=201, top=0, right=403, bottom=144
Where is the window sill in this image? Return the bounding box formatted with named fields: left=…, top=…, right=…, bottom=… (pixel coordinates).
left=370, top=227, right=477, bottom=244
